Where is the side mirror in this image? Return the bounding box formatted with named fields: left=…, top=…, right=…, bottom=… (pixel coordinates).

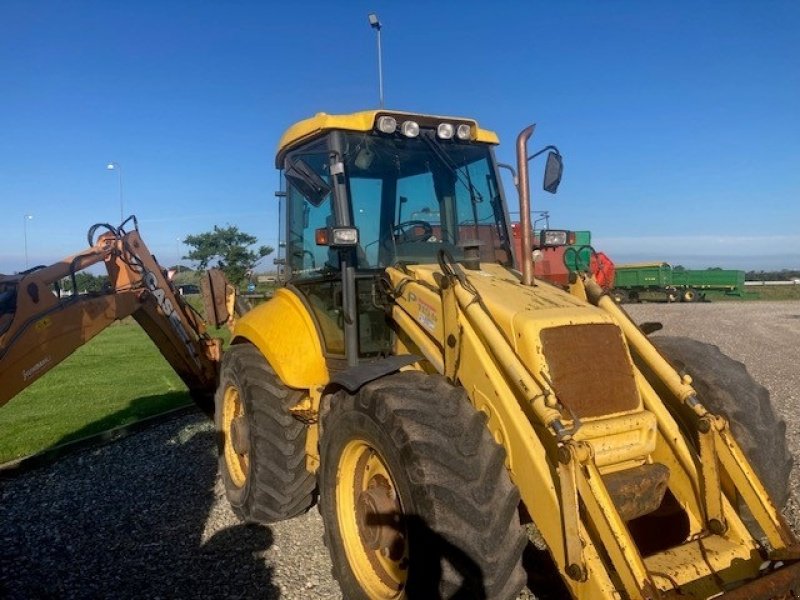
left=543, top=151, right=563, bottom=194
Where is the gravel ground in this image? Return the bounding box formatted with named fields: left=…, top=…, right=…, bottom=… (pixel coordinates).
left=1, top=300, right=798, bottom=599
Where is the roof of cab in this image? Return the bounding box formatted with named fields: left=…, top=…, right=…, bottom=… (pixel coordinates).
left=275, top=109, right=499, bottom=167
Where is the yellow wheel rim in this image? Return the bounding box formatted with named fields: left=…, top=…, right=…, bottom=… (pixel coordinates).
left=221, top=385, right=249, bottom=488
left=336, top=439, right=408, bottom=599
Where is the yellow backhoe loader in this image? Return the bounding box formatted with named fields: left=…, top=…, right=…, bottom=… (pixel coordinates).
left=2, top=111, right=795, bottom=599
left=213, top=110, right=798, bottom=599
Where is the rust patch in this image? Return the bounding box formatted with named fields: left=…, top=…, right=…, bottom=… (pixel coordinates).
left=201, top=268, right=230, bottom=327
left=603, top=463, right=670, bottom=522
left=540, top=323, right=640, bottom=418
left=714, top=560, right=800, bottom=599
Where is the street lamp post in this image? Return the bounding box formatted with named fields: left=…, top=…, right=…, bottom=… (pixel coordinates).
left=23, top=214, right=33, bottom=269
left=106, top=162, right=123, bottom=222
left=368, top=13, right=384, bottom=108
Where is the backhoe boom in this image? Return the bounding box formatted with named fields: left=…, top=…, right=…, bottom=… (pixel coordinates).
left=0, top=219, right=221, bottom=412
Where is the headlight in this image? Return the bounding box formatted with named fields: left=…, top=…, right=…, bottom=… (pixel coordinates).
left=332, top=227, right=359, bottom=246
left=401, top=120, right=420, bottom=137
left=437, top=123, right=454, bottom=139
left=456, top=124, right=472, bottom=140
left=376, top=116, right=397, bottom=134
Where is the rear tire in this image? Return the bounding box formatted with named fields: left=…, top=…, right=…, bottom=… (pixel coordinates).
left=215, top=343, right=316, bottom=522
left=318, top=371, right=526, bottom=600
left=611, top=289, right=628, bottom=304
left=652, top=336, right=792, bottom=509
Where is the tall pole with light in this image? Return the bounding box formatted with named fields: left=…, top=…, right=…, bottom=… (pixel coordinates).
left=106, top=161, right=123, bottom=222
left=368, top=13, right=384, bottom=108
left=23, top=214, right=33, bottom=269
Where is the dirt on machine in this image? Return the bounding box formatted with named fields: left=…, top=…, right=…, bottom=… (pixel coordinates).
left=2, top=110, right=799, bottom=599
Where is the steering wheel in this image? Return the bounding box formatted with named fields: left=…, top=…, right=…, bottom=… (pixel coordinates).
left=392, top=220, right=434, bottom=243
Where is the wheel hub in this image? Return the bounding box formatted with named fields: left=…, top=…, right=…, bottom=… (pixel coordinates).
left=356, top=475, right=402, bottom=556
left=230, top=415, right=250, bottom=455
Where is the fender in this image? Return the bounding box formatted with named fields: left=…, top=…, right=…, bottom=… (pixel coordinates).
left=325, top=354, right=421, bottom=395
left=232, top=288, right=328, bottom=389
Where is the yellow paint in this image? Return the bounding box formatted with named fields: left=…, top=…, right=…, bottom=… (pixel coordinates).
left=34, top=317, right=52, bottom=331
left=572, top=411, right=657, bottom=470
left=232, top=288, right=328, bottom=389
left=335, top=438, right=406, bottom=599
left=379, top=257, right=797, bottom=598
left=645, top=535, right=760, bottom=595
left=305, top=422, right=320, bottom=474
left=221, top=384, right=247, bottom=488
left=276, top=109, right=499, bottom=166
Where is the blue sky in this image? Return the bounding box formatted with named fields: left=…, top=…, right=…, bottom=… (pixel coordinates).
left=1, top=1, right=798, bottom=272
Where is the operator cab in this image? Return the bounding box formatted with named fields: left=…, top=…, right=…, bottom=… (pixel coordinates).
left=276, top=110, right=514, bottom=364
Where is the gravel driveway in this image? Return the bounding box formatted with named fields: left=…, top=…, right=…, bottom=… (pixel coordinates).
left=2, top=300, right=798, bottom=599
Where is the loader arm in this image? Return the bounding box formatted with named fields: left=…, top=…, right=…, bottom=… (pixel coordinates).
left=385, top=256, right=800, bottom=599
left=0, top=219, right=221, bottom=413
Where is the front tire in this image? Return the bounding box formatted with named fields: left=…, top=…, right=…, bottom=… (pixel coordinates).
left=652, top=336, right=792, bottom=509
left=215, top=343, right=316, bottom=522
left=318, top=371, right=526, bottom=600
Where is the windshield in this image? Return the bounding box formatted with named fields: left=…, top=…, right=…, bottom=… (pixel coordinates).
left=344, top=132, right=511, bottom=269
left=283, top=131, right=512, bottom=279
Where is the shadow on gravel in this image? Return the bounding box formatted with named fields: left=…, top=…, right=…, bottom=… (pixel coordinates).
left=0, top=400, right=279, bottom=599
left=364, top=513, right=570, bottom=598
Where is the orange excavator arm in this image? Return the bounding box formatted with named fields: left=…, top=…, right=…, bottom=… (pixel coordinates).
left=0, top=218, right=221, bottom=414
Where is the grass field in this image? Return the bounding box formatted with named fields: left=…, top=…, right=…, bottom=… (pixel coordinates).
left=2, top=285, right=797, bottom=465
left=0, top=321, right=226, bottom=464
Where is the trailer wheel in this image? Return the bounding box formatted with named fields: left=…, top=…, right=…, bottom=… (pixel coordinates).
left=319, top=371, right=526, bottom=600
left=681, top=288, right=698, bottom=303
left=666, top=289, right=679, bottom=303
left=215, top=343, right=316, bottom=522
left=611, top=289, right=628, bottom=304
left=652, top=336, right=792, bottom=510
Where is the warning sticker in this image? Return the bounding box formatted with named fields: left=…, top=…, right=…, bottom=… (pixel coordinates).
left=417, top=299, right=438, bottom=332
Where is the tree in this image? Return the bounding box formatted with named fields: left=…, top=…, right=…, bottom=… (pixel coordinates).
left=61, top=272, right=109, bottom=293
left=184, top=225, right=273, bottom=285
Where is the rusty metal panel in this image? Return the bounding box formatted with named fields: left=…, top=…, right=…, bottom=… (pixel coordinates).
left=201, top=268, right=229, bottom=327
left=603, top=463, right=670, bottom=522
left=713, top=560, right=800, bottom=599
left=540, top=323, right=639, bottom=418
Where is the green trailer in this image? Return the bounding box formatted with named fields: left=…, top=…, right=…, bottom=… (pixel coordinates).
left=671, top=269, right=745, bottom=292
left=612, top=262, right=745, bottom=303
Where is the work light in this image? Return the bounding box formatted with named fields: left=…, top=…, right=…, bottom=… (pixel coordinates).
left=401, top=120, right=420, bottom=137
left=437, top=123, right=455, bottom=139
left=539, top=230, right=570, bottom=247
left=376, top=116, right=397, bottom=133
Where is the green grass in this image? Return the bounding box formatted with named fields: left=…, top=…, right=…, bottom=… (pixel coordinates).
left=0, top=321, right=228, bottom=464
